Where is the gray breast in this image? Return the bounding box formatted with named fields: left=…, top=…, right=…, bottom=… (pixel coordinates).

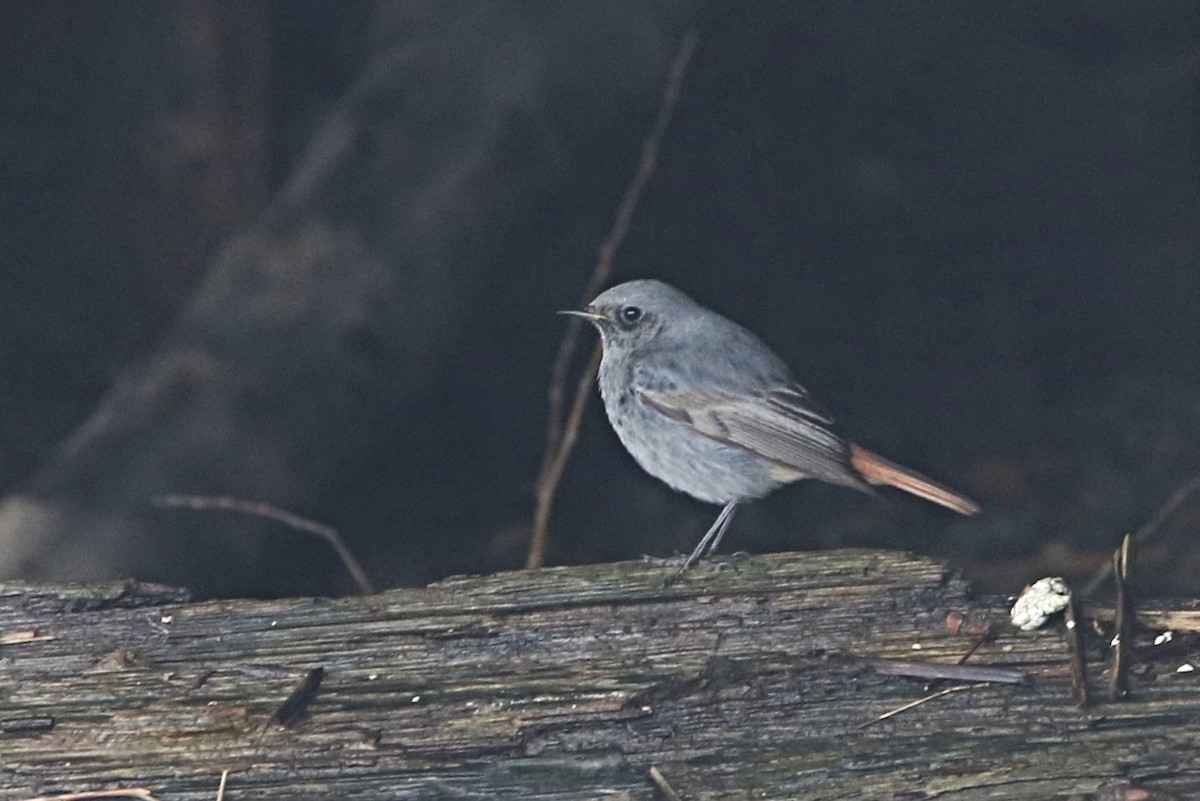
left=598, top=366, right=788, bottom=505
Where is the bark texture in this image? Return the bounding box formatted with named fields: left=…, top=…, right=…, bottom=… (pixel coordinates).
left=2, top=550, right=1199, bottom=799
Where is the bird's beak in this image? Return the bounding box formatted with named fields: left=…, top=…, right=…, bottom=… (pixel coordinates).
left=557, top=308, right=608, bottom=323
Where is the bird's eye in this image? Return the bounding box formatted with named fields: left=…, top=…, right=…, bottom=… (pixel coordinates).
left=619, top=305, right=643, bottom=327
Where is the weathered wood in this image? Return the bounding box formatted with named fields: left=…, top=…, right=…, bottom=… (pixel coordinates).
left=2, top=551, right=1198, bottom=799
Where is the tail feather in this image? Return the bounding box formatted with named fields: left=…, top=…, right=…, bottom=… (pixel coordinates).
left=848, top=443, right=980, bottom=516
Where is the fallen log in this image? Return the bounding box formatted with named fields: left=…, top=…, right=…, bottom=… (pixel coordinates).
left=2, top=550, right=1198, bottom=800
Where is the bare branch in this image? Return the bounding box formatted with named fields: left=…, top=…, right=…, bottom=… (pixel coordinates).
left=528, top=29, right=698, bottom=568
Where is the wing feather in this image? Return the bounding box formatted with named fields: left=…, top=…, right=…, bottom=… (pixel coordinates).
left=638, top=384, right=864, bottom=488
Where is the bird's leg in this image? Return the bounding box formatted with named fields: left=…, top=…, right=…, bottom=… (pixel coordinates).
left=702, top=500, right=739, bottom=558
left=669, top=501, right=738, bottom=580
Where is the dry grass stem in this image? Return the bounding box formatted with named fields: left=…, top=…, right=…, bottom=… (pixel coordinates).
left=527, top=29, right=698, bottom=568
left=1064, top=596, right=1090, bottom=707
left=152, top=494, right=374, bottom=594
left=648, top=765, right=685, bottom=801
left=1109, top=534, right=1134, bottom=700
left=16, top=790, right=160, bottom=801
left=871, top=659, right=1026, bottom=685
left=860, top=682, right=992, bottom=728
left=1081, top=472, right=1200, bottom=597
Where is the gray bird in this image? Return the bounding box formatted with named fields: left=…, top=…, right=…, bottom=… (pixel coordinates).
left=562, top=279, right=979, bottom=576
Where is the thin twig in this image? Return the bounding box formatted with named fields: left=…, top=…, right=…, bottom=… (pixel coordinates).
left=870, top=659, right=1026, bottom=685
left=1109, top=533, right=1134, bottom=700
left=215, top=770, right=229, bottom=801
left=251, top=666, right=326, bottom=756
left=1064, top=595, right=1090, bottom=707
left=1080, top=472, right=1200, bottom=598
left=1083, top=605, right=1200, bottom=632
left=649, top=765, right=685, bottom=801
left=151, top=494, right=374, bottom=594
left=527, top=29, right=698, bottom=568
left=859, top=683, right=992, bottom=729
left=920, top=625, right=998, bottom=693
left=15, top=791, right=160, bottom=801
left=529, top=344, right=603, bottom=567
left=953, top=626, right=995, bottom=665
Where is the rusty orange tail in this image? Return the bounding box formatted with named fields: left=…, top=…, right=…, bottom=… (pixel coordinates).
left=848, top=443, right=980, bottom=515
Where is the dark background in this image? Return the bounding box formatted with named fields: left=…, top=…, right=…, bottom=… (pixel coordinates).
left=1, top=1, right=1197, bottom=597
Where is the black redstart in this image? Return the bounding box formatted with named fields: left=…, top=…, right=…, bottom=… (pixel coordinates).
left=561, top=279, right=980, bottom=577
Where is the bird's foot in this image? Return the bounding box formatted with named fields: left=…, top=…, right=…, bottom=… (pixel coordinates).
left=647, top=552, right=746, bottom=586
left=641, top=553, right=690, bottom=568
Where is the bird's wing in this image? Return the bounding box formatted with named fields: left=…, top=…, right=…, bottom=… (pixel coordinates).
left=765, top=383, right=835, bottom=426
left=636, top=381, right=857, bottom=484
